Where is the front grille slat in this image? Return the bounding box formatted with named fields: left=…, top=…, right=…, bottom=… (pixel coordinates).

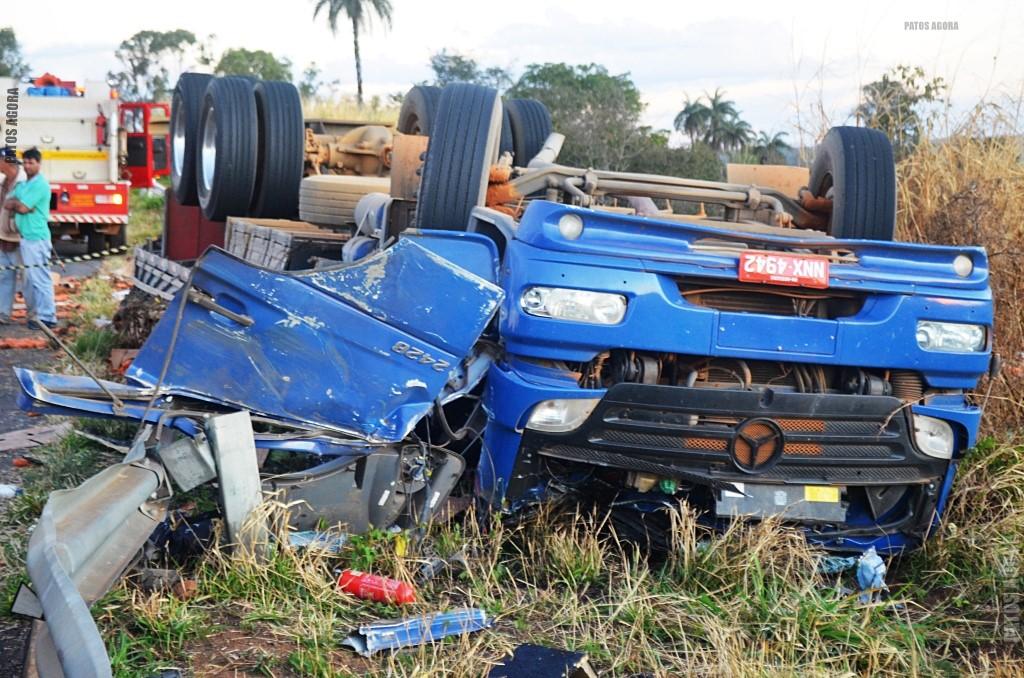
left=677, top=278, right=865, bottom=319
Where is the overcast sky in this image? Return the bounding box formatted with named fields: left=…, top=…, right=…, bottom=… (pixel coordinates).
left=12, top=0, right=1024, bottom=147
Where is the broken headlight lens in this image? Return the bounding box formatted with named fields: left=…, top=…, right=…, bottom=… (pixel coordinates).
left=912, top=414, right=955, bottom=460
left=526, top=398, right=600, bottom=432
left=520, top=287, right=627, bottom=325
left=916, top=321, right=986, bottom=353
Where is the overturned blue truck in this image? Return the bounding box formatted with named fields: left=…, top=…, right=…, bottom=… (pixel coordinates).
left=15, top=78, right=994, bottom=677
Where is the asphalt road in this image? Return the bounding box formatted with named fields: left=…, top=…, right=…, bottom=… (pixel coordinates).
left=0, top=238, right=106, bottom=677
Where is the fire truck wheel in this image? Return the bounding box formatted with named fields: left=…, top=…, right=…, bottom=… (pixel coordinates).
left=84, top=226, right=106, bottom=254
left=397, top=85, right=441, bottom=135
left=171, top=73, right=214, bottom=206
left=505, top=98, right=552, bottom=166
left=197, top=77, right=259, bottom=222
left=108, top=224, right=127, bottom=249
left=414, top=83, right=502, bottom=231
left=809, top=126, right=896, bottom=241
left=298, top=175, right=391, bottom=226
left=250, top=81, right=304, bottom=218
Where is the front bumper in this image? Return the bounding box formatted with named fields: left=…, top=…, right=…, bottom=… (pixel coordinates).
left=500, top=382, right=958, bottom=551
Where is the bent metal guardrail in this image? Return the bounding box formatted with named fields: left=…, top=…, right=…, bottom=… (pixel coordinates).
left=25, top=458, right=168, bottom=678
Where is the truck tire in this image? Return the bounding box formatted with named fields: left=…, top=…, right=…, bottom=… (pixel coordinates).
left=299, top=175, right=391, bottom=227
left=250, top=81, right=304, bottom=218
left=107, top=223, right=127, bottom=249
left=415, top=83, right=502, bottom=231
left=85, top=225, right=106, bottom=254
left=197, top=77, right=259, bottom=222
left=809, top=126, right=896, bottom=240
left=499, top=106, right=513, bottom=157
left=397, top=85, right=441, bottom=135
left=505, top=98, right=552, bottom=166
left=171, top=73, right=213, bottom=206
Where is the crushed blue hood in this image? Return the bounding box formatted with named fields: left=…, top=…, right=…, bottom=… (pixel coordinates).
left=116, top=239, right=502, bottom=442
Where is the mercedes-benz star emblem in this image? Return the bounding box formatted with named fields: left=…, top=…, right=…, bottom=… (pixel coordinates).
left=730, top=418, right=785, bottom=474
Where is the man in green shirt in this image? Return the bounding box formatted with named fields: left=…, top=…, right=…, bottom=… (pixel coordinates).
left=3, top=148, right=57, bottom=327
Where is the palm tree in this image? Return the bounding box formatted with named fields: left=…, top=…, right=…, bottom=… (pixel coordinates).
left=312, top=0, right=393, bottom=105
left=751, top=131, right=791, bottom=164
left=720, top=116, right=754, bottom=151
left=673, top=96, right=709, bottom=147
left=702, top=89, right=741, bottom=151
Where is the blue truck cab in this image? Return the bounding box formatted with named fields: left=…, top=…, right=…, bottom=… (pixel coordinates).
left=465, top=197, right=991, bottom=553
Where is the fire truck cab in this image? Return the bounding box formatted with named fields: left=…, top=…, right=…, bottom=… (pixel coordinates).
left=120, top=101, right=170, bottom=189
left=3, top=73, right=130, bottom=252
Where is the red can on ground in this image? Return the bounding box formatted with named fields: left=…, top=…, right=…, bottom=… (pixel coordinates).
left=337, top=569, right=416, bottom=605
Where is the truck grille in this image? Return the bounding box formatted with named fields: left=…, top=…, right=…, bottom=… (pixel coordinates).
left=677, top=279, right=865, bottom=319
left=521, top=383, right=943, bottom=487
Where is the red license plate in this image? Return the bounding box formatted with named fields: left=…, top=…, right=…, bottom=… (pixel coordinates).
left=738, top=251, right=830, bottom=289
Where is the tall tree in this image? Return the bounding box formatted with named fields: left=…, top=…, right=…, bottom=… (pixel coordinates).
left=107, top=29, right=206, bottom=100
left=701, top=89, right=742, bottom=151
left=674, top=89, right=753, bottom=152
left=673, top=96, right=709, bottom=147
left=216, top=48, right=292, bottom=81
left=508, top=63, right=646, bottom=171
left=719, top=116, right=753, bottom=151
left=312, top=0, right=393, bottom=105
left=855, top=65, right=945, bottom=157
left=751, top=131, right=791, bottom=164
left=428, top=49, right=513, bottom=91
left=0, top=27, right=29, bottom=78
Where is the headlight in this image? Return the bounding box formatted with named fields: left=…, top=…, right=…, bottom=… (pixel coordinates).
left=526, top=398, right=600, bottom=432
left=916, top=321, right=986, bottom=353
left=557, top=213, right=584, bottom=240
left=913, top=415, right=954, bottom=459
left=952, top=254, right=973, bottom=277
left=520, top=286, right=627, bottom=325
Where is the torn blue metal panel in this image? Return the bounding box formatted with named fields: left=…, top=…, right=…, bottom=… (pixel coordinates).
left=14, top=369, right=376, bottom=460
left=340, top=608, right=491, bottom=656
left=124, top=241, right=503, bottom=442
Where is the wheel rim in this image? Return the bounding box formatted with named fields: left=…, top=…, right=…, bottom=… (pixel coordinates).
left=200, top=107, right=216, bottom=197
left=171, top=93, right=186, bottom=182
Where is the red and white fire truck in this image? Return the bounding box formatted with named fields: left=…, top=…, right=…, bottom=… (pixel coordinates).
left=3, top=73, right=170, bottom=252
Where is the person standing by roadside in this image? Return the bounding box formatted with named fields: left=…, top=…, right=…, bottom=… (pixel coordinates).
left=0, top=149, right=26, bottom=324
left=3, top=148, right=57, bottom=328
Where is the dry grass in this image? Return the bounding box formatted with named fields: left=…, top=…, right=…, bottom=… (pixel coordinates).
left=87, top=437, right=1024, bottom=677
left=895, top=106, right=1024, bottom=433
left=302, top=96, right=399, bottom=125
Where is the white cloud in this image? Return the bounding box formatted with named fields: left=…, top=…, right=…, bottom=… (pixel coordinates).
left=12, top=0, right=1024, bottom=141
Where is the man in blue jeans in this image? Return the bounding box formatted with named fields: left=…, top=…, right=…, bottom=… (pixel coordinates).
left=0, top=149, right=25, bottom=323
left=3, top=148, right=57, bottom=328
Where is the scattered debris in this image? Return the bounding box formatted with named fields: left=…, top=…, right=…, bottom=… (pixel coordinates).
left=138, top=568, right=183, bottom=593
left=288, top=530, right=348, bottom=554
left=112, top=287, right=167, bottom=348
left=13, top=456, right=43, bottom=468
left=0, top=422, right=73, bottom=453
left=109, top=347, right=139, bottom=375
left=0, top=337, right=50, bottom=350
left=337, top=569, right=417, bottom=605
left=856, top=547, right=888, bottom=603
left=416, top=547, right=469, bottom=583
left=816, top=555, right=857, bottom=575
left=340, top=608, right=491, bottom=656
left=0, top=483, right=23, bottom=498
left=488, top=644, right=599, bottom=678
